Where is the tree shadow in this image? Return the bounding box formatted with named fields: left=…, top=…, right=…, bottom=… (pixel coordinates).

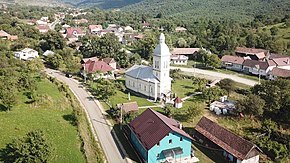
left=0, top=144, right=14, bottom=163
left=62, top=113, right=77, bottom=126
left=0, top=104, right=8, bottom=112
left=172, top=112, right=190, bottom=122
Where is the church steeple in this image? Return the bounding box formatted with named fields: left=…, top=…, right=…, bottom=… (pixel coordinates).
left=159, top=33, right=165, bottom=44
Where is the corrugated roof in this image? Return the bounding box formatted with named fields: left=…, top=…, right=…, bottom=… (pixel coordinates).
left=243, top=60, right=270, bottom=70
left=270, top=67, right=290, bottom=77
left=272, top=57, right=290, bottom=66
left=221, top=55, right=245, bottom=65
left=235, top=47, right=268, bottom=59
left=129, top=108, right=192, bottom=150
left=195, top=117, right=258, bottom=160
left=125, top=65, right=159, bottom=83
left=171, top=48, right=200, bottom=55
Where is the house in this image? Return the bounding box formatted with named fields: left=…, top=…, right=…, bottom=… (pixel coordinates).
left=242, top=59, right=276, bottom=76
left=124, top=26, right=134, bottom=32
left=194, top=117, right=260, bottom=163
left=175, top=27, right=187, bottom=32
left=43, top=50, right=54, bottom=57
left=14, top=48, right=39, bottom=60
left=102, top=58, right=117, bottom=70
left=141, top=22, right=151, bottom=28
left=170, top=55, right=189, bottom=65
left=27, top=19, right=37, bottom=25
left=73, top=19, right=88, bottom=24
left=129, top=108, right=198, bottom=163
left=171, top=48, right=200, bottom=59
left=117, top=102, right=139, bottom=114
left=235, top=47, right=269, bottom=60
left=82, top=57, right=114, bottom=79
left=125, top=33, right=172, bottom=102
left=37, top=25, right=50, bottom=33
left=271, top=57, right=290, bottom=70
left=221, top=55, right=245, bottom=72
left=36, top=20, right=47, bottom=25
left=174, top=97, right=183, bottom=108
left=0, top=30, right=18, bottom=41
left=88, top=25, right=103, bottom=34
left=268, top=67, right=290, bottom=80
left=65, top=28, right=85, bottom=42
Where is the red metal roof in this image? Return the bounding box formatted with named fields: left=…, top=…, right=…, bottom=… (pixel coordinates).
left=174, top=97, right=183, bottom=103
left=221, top=55, right=245, bottom=65
left=270, top=67, right=290, bottom=77
left=129, top=108, right=192, bottom=150
left=83, top=60, right=113, bottom=73
left=195, top=117, right=258, bottom=160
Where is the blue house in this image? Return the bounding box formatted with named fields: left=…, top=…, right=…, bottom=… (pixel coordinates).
left=129, top=108, right=199, bottom=163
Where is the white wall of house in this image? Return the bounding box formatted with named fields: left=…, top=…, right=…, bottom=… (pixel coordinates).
left=125, top=75, right=158, bottom=100
left=237, top=155, right=259, bottom=163
left=171, top=60, right=187, bottom=65
left=277, top=65, right=290, bottom=70
left=14, top=49, right=39, bottom=60
left=109, top=62, right=117, bottom=70
left=222, top=63, right=243, bottom=71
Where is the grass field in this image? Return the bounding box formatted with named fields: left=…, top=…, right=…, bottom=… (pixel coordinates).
left=0, top=79, right=86, bottom=163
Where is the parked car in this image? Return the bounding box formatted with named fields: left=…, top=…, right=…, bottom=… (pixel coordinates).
left=65, top=73, right=72, bottom=78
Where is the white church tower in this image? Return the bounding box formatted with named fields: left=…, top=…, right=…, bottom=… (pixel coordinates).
left=153, top=33, right=172, bottom=100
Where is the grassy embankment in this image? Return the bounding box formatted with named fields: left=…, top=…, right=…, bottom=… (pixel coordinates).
left=0, top=78, right=103, bottom=163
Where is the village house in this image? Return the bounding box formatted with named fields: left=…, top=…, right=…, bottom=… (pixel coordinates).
left=171, top=48, right=200, bottom=59
left=174, top=97, right=183, bottom=108
left=242, top=59, right=276, bottom=77
left=0, top=30, right=18, bottom=41
left=125, top=33, right=172, bottom=102
left=129, top=108, right=199, bottom=163
left=221, top=55, right=245, bottom=72
left=268, top=67, right=290, bottom=80
left=141, top=22, right=151, bottom=28
left=170, top=55, right=189, bottom=65
left=235, top=47, right=269, bottom=61
left=194, top=117, right=260, bottom=163
left=81, top=57, right=115, bottom=79
left=14, top=48, right=39, bottom=60
left=175, top=27, right=187, bottom=32
left=37, top=25, right=50, bottom=33
left=88, top=25, right=103, bottom=34
left=73, top=19, right=88, bottom=24
left=43, top=50, right=55, bottom=57
left=271, top=57, right=290, bottom=70
left=64, top=28, right=85, bottom=42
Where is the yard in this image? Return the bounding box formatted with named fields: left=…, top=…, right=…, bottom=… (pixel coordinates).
left=0, top=79, right=87, bottom=163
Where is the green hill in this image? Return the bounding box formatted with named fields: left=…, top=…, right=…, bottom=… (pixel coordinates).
left=121, top=0, right=290, bottom=21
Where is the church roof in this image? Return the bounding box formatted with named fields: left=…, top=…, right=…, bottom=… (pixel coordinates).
left=154, top=33, right=171, bottom=57
left=125, top=65, right=159, bottom=83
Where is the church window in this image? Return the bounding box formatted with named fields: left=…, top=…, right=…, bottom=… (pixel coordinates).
left=139, top=84, right=141, bottom=88
left=133, top=82, right=135, bottom=87
left=144, top=86, right=147, bottom=91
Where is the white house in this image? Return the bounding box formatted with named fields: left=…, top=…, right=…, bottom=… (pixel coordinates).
left=14, top=48, right=39, bottom=60
left=125, top=33, right=171, bottom=102
left=170, top=55, right=189, bottom=65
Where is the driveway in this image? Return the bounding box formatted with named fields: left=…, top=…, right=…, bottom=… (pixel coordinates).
left=45, top=69, right=127, bottom=163
left=171, top=67, right=258, bottom=86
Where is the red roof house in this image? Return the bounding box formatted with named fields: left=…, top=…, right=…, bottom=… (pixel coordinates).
left=65, top=28, right=85, bottom=39
left=83, top=60, right=113, bottom=73
left=235, top=47, right=269, bottom=60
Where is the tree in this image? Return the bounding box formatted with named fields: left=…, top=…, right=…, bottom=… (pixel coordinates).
left=236, top=94, right=265, bottom=116
left=176, top=38, right=187, bottom=48
left=192, top=77, right=208, bottom=92
left=1, top=130, right=51, bottom=163
left=207, top=54, right=221, bottom=69
left=0, top=78, right=18, bottom=111
left=40, top=31, right=66, bottom=51
left=163, top=104, right=174, bottom=117
left=203, top=86, right=224, bottom=104
left=46, top=53, right=64, bottom=69
left=217, top=78, right=235, bottom=96
left=90, top=79, right=116, bottom=101
left=270, top=26, right=279, bottom=35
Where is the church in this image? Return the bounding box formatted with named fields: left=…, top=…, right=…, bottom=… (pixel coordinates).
left=125, top=33, right=172, bottom=102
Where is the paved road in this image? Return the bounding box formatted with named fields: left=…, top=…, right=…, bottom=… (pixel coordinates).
left=45, top=69, right=127, bottom=163
left=171, top=67, right=258, bottom=86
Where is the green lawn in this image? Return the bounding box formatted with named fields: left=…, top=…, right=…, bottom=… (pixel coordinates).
left=172, top=78, right=197, bottom=98
left=0, top=79, right=86, bottom=163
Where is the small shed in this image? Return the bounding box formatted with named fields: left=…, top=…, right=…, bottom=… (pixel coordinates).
left=117, top=101, right=139, bottom=113
left=174, top=97, right=183, bottom=108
